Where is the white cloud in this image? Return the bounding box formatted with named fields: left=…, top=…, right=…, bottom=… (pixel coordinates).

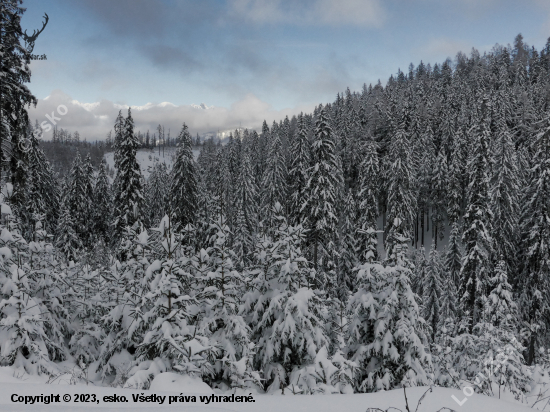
left=229, top=0, right=385, bottom=27
left=313, top=0, right=385, bottom=27
left=28, top=90, right=315, bottom=141
left=419, top=38, right=472, bottom=60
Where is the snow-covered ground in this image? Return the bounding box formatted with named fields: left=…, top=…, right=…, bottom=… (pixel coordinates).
left=0, top=367, right=544, bottom=412
left=104, top=148, right=200, bottom=179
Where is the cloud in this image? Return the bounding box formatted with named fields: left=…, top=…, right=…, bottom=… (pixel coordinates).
left=140, top=44, right=203, bottom=73
left=27, top=90, right=315, bottom=141
left=426, top=0, right=500, bottom=19
left=228, top=0, right=385, bottom=27
left=418, top=38, right=473, bottom=61
left=67, top=0, right=168, bottom=38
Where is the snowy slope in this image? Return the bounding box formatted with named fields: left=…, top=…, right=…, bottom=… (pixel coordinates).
left=104, top=148, right=200, bottom=179
left=0, top=373, right=541, bottom=412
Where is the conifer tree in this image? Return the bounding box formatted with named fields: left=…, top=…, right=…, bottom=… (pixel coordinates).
left=113, top=108, right=143, bottom=244
left=144, top=162, right=168, bottom=228
left=384, top=106, right=416, bottom=259
left=303, top=106, right=342, bottom=279
left=423, top=246, right=443, bottom=343
left=356, top=139, right=379, bottom=262
left=347, top=241, right=431, bottom=392
left=25, top=126, right=59, bottom=237
left=519, top=114, right=550, bottom=364
left=430, top=149, right=448, bottom=248
left=233, top=147, right=258, bottom=265
left=288, top=113, right=310, bottom=226
left=261, top=125, right=287, bottom=230
left=170, top=123, right=198, bottom=230
left=1, top=0, right=36, bottom=193
left=459, top=96, right=494, bottom=332
left=198, top=217, right=257, bottom=388
left=489, top=105, right=520, bottom=278
left=93, top=159, right=112, bottom=244
left=243, top=203, right=326, bottom=392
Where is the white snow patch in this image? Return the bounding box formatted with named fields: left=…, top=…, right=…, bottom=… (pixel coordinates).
left=104, top=149, right=200, bottom=180
left=149, top=372, right=211, bottom=394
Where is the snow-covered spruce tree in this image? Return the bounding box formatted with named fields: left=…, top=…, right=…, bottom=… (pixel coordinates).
left=210, top=149, right=232, bottom=224
left=24, top=126, right=59, bottom=237
left=1, top=0, right=36, bottom=206
left=288, top=113, right=311, bottom=226
left=248, top=129, right=263, bottom=193
left=95, top=224, right=150, bottom=382
left=448, top=260, right=527, bottom=397
left=28, top=219, right=70, bottom=358
left=112, top=110, right=125, bottom=171
left=326, top=190, right=357, bottom=357
left=445, top=222, right=462, bottom=296
left=261, top=124, right=287, bottom=232
left=232, top=145, right=259, bottom=268
left=197, top=216, right=258, bottom=390
left=410, top=246, right=427, bottom=297
left=93, top=158, right=112, bottom=244
left=384, top=112, right=416, bottom=261
left=356, top=138, right=380, bottom=263
left=422, top=246, right=443, bottom=343
left=459, top=96, right=494, bottom=333
left=439, top=229, right=460, bottom=337
left=0, top=207, right=63, bottom=376
left=302, top=105, right=343, bottom=291
left=68, top=261, right=108, bottom=368
left=447, top=131, right=466, bottom=225
left=519, top=113, right=550, bottom=365
left=338, top=190, right=358, bottom=295
left=412, top=117, right=434, bottom=249
left=430, top=148, right=448, bottom=249
left=55, top=194, right=83, bottom=264
left=489, top=100, right=520, bottom=281
left=144, top=162, right=169, bottom=228
left=170, top=123, right=198, bottom=230
left=346, top=234, right=431, bottom=392
left=341, top=92, right=362, bottom=190
left=242, top=203, right=327, bottom=393
left=66, top=151, right=91, bottom=245
left=130, top=215, right=211, bottom=387
left=82, top=153, right=95, bottom=241
left=113, top=108, right=144, bottom=246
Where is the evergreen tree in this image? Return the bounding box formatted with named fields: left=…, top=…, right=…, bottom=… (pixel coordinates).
left=243, top=203, right=326, bottom=392
left=423, top=246, right=443, bottom=343
left=347, top=243, right=431, bottom=391
left=356, top=139, right=379, bottom=262
left=93, top=159, right=112, bottom=244
left=233, top=146, right=258, bottom=266
left=0, top=0, right=36, bottom=186
left=288, top=113, right=310, bottom=226
left=459, top=96, right=494, bottom=332
left=170, top=123, right=198, bottom=230
left=113, top=108, right=143, bottom=244
left=489, top=106, right=520, bottom=278
left=144, top=162, right=169, bottom=228
left=303, top=106, right=342, bottom=281
left=261, top=125, right=287, bottom=230
left=519, top=114, right=550, bottom=364
left=384, top=110, right=416, bottom=259
left=25, top=126, right=59, bottom=237
left=430, top=149, right=448, bottom=248
left=198, top=217, right=257, bottom=388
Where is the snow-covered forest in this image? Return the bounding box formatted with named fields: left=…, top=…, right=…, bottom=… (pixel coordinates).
left=3, top=0, right=550, bottom=409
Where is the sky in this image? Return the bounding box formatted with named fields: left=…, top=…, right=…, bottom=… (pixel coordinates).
left=21, top=0, right=550, bottom=140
